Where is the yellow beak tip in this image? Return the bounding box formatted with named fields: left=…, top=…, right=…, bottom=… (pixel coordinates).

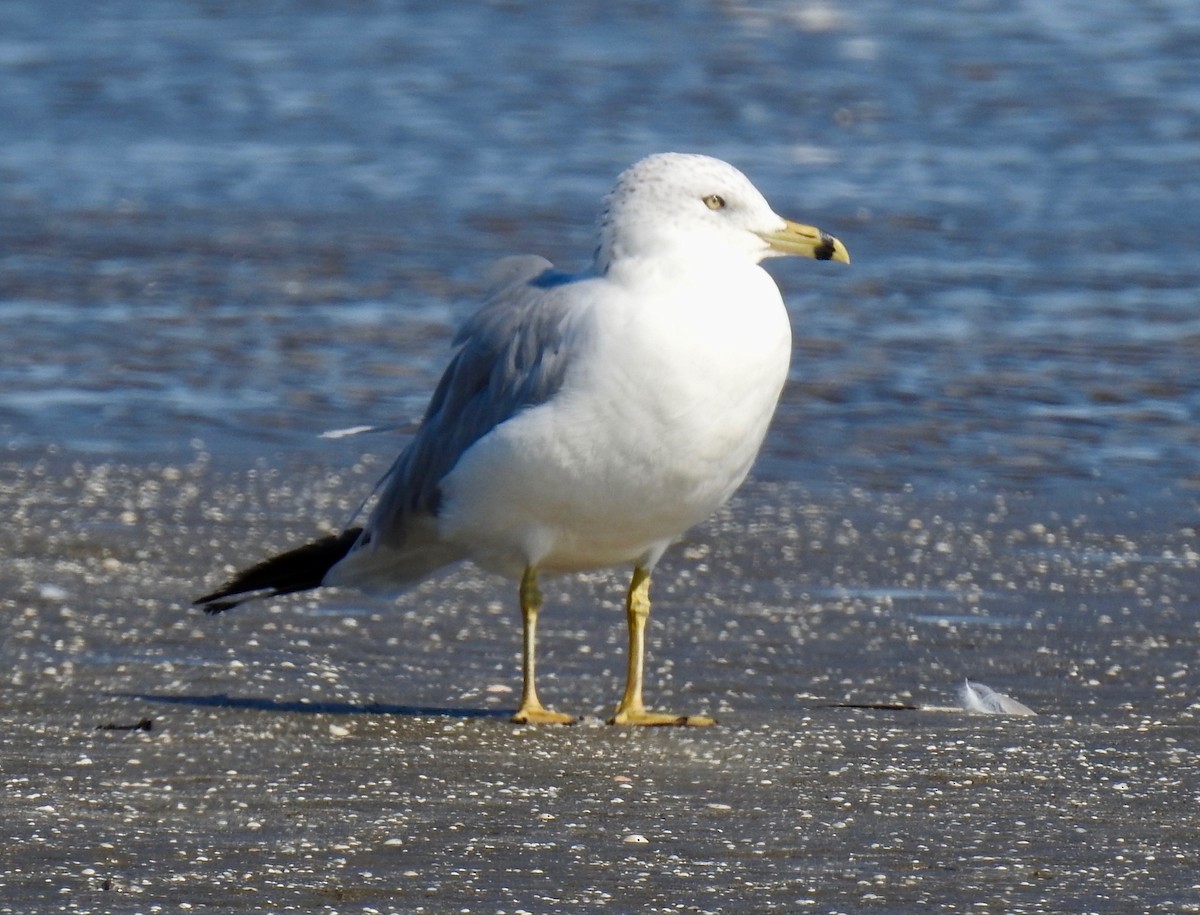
left=823, top=237, right=850, bottom=265
left=762, top=221, right=850, bottom=263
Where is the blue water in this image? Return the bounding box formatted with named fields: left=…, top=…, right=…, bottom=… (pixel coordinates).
left=2, top=0, right=1199, bottom=501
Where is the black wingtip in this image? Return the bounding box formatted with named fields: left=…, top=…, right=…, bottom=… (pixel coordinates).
left=195, top=595, right=249, bottom=615
left=194, top=527, right=363, bottom=613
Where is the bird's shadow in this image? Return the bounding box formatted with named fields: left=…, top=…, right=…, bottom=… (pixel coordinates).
left=112, top=692, right=512, bottom=720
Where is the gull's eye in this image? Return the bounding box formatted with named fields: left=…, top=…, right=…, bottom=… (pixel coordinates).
left=702, top=194, right=726, bottom=211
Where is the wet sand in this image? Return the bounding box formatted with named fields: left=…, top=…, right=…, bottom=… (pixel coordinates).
left=3, top=453, right=1197, bottom=912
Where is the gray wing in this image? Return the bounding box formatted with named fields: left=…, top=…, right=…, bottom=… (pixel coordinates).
left=360, top=255, right=583, bottom=549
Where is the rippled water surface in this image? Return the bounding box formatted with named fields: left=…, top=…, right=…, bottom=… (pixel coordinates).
left=3, top=0, right=1198, bottom=495
left=3, top=2, right=1200, bottom=911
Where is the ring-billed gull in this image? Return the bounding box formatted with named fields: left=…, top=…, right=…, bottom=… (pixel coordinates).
left=196, top=152, right=849, bottom=725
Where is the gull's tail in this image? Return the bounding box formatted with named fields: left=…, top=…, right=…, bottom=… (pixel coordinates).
left=194, top=528, right=363, bottom=614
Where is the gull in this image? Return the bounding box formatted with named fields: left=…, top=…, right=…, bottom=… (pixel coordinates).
left=195, top=152, right=849, bottom=725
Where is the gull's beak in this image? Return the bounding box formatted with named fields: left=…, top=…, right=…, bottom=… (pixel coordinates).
left=757, top=219, right=850, bottom=264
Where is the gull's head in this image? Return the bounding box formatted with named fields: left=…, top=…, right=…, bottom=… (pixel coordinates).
left=595, top=152, right=849, bottom=273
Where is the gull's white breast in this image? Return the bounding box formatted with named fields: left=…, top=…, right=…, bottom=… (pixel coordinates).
left=437, top=258, right=792, bottom=574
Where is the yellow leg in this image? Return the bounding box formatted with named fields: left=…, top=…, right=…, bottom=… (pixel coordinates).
left=511, top=566, right=575, bottom=725
left=610, top=566, right=715, bottom=727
